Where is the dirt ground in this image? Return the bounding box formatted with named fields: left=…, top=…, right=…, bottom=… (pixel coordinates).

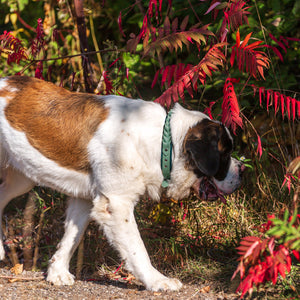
left=0, top=268, right=239, bottom=300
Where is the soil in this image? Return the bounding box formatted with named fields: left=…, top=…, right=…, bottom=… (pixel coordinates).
left=0, top=268, right=239, bottom=300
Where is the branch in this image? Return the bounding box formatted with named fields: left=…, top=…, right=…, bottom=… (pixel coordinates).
left=74, top=0, right=96, bottom=92
left=0, top=275, right=44, bottom=281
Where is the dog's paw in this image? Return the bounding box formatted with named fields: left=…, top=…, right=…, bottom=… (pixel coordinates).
left=46, top=268, right=75, bottom=286
left=147, top=277, right=182, bottom=291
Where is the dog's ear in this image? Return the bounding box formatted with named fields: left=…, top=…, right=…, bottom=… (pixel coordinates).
left=184, top=119, right=228, bottom=177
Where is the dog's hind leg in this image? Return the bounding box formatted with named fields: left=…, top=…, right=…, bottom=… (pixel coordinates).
left=91, top=194, right=183, bottom=291
left=47, top=197, right=92, bottom=285
left=0, top=166, right=35, bottom=260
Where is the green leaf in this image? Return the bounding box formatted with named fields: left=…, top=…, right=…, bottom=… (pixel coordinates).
left=284, top=209, right=289, bottom=222
left=267, top=227, right=286, bottom=237
left=289, top=209, right=298, bottom=226
left=291, top=239, right=300, bottom=250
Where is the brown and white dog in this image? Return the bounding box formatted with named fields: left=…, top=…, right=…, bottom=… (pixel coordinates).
left=0, top=76, right=244, bottom=291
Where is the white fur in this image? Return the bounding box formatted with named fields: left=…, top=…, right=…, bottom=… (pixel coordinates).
left=0, top=80, right=241, bottom=291
left=213, top=158, right=242, bottom=194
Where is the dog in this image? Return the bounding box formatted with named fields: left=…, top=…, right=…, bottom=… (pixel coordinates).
left=0, top=76, right=244, bottom=291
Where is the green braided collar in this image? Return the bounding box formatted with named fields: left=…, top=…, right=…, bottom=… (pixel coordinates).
left=161, top=110, right=173, bottom=188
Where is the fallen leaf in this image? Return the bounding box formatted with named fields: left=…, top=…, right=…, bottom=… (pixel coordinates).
left=290, top=285, right=296, bottom=292
left=125, top=274, right=135, bottom=282
left=10, top=264, right=23, bottom=275
left=199, top=285, right=211, bottom=293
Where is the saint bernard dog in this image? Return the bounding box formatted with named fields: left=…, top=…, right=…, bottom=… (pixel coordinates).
left=0, top=76, right=244, bottom=291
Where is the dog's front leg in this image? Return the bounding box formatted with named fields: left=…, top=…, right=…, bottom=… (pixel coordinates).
left=47, top=197, right=92, bottom=285
left=91, top=194, right=182, bottom=291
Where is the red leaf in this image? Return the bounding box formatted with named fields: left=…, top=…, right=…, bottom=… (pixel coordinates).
left=205, top=1, right=221, bottom=15
left=161, top=65, right=170, bottom=88
left=0, top=31, right=28, bottom=64
left=171, top=17, right=178, bottom=32
left=151, top=70, right=160, bottom=89
left=286, top=96, right=291, bottom=119
left=178, top=79, right=185, bottom=101
left=240, top=32, right=252, bottom=48
left=30, top=18, right=46, bottom=58
left=257, top=134, right=262, bottom=158
left=274, top=91, right=279, bottom=115
left=159, top=0, right=163, bottom=13
left=118, top=12, right=126, bottom=37
left=243, top=240, right=260, bottom=259
left=244, top=40, right=263, bottom=50
left=180, top=15, right=189, bottom=31
left=232, top=31, right=270, bottom=78
left=221, top=78, right=243, bottom=134
left=204, top=101, right=216, bottom=119
left=280, top=94, right=285, bottom=118
left=163, top=16, right=171, bottom=35
left=236, top=29, right=240, bottom=46
left=266, top=45, right=284, bottom=62
left=292, top=250, right=300, bottom=261
left=225, top=0, right=250, bottom=32
left=102, top=71, right=113, bottom=94
left=167, top=65, right=176, bottom=87
left=269, top=33, right=287, bottom=52
left=259, top=86, right=265, bottom=107
left=290, top=97, right=296, bottom=121
left=126, top=68, right=129, bottom=80
left=109, top=58, right=121, bottom=68
left=154, top=44, right=225, bottom=107
left=285, top=37, right=300, bottom=42
left=266, top=89, right=272, bottom=111
left=230, top=47, right=235, bottom=67
left=35, top=61, right=44, bottom=80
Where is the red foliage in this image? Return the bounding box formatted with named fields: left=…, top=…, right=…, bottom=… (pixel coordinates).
left=102, top=71, right=113, bottom=95
left=252, top=85, right=300, bottom=120
left=282, top=173, right=297, bottom=194
left=266, top=34, right=300, bottom=62
left=0, top=31, right=28, bottom=64
left=231, top=30, right=270, bottom=79
left=35, top=61, right=44, bottom=80
left=256, top=134, right=262, bottom=158
left=221, top=78, right=243, bottom=134
left=233, top=238, right=293, bottom=298
left=30, top=18, right=46, bottom=58
left=206, top=0, right=251, bottom=42
left=224, top=0, right=250, bottom=32
left=118, top=11, right=126, bottom=37
left=126, top=0, right=165, bottom=52
left=153, top=43, right=226, bottom=107
left=233, top=213, right=300, bottom=298
left=127, top=15, right=213, bottom=56
left=203, top=101, right=216, bottom=119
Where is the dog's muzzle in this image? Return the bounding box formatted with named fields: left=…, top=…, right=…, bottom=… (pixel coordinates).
left=193, top=161, right=245, bottom=203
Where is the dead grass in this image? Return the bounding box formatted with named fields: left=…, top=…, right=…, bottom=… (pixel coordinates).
left=0, top=146, right=299, bottom=299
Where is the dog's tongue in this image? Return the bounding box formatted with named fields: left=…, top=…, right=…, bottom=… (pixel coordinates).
left=196, top=177, right=227, bottom=203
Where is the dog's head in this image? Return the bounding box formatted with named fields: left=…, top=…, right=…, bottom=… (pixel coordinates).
left=183, top=118, right=244, bottom=202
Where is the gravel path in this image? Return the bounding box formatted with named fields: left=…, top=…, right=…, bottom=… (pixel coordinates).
left=0, top=269, right=238, bottom=300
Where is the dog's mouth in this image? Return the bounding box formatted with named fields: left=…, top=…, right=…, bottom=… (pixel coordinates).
left=192, top=177, right=227, bottom=203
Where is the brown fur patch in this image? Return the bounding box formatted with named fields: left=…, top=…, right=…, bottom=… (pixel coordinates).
left=4, top=76, right=109, bottom=172
left=0, top=88, right=15, bottom=102
left=183, top=120, right=231, bottom=154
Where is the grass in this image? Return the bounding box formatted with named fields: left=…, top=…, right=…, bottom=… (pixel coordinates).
left=1, top=120, right=299, bottom=299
